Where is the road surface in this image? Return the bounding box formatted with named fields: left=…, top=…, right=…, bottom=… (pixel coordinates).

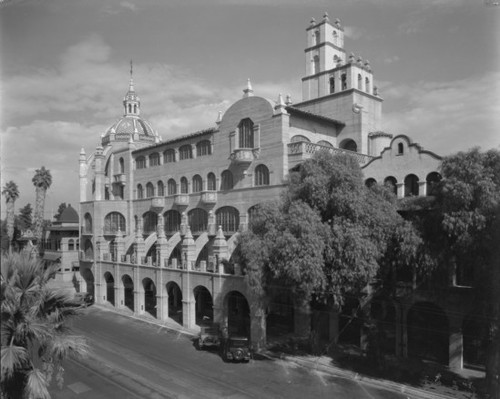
left=50, top=306, right=409, bottom=399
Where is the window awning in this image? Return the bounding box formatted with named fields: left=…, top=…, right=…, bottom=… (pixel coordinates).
left=43, top=253, right=62, bottom=261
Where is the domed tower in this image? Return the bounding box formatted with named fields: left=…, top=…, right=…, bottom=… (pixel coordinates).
left=101, top=62, right=161, bottom=148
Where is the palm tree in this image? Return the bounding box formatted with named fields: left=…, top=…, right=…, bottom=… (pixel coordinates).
left=32, top=167, right=52, bottom=253
left=1, top=252, right=89, bottom=398
left=2, top=181, right=20, bottom=254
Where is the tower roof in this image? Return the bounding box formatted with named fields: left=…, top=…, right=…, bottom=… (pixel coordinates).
left=58, top=205, right=79, bottom=224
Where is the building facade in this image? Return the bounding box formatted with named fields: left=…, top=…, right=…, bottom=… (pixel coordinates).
left=78, top=13, right=482, bottom=369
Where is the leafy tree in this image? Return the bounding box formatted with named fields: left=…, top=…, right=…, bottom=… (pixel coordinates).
left=240, top=151, right=424, bottom=345
left=2, top=181, right=20, bottom=254
left=435, top=148, right=500, bottom=398
left=32, top=167, right=52, bottom=253
left=18, top=203, right=33, bottom=231
left=54, top=203, right=67, bottom=221
left=0, top=252, right=89, bottom=399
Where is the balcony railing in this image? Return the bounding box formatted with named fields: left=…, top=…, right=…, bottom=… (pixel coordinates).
left=174, top=194, right=189, bottom=206
left=150, top=196, right=165, bottom=212
left=287, top=142, right=374, bottom=165
left=229, top=148, right=257, bottom=165
left=201, top=191, right=217, bottom=205
left=114, top=173, right=126, bottom=184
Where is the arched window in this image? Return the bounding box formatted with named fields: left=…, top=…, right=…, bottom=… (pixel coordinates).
left=340, top=139, right=357, bottom=152
left=365, top=178, right=377, bottom=188
left=119, top=157, right=125, bottom=174
left=404, top=174, right=419, bottom=197
left=329, top=76, right=335, bottom=94
left=238, top=118, right=254, bottom=149
left=317, top=140, right=333, bottom=148
left=164, top=210, right=181, bottom=234
left=142, top=211, right=158, bottom=235
left=314, top=30, right=320, bottom=45
left=192, top=175, right=203, bottom=193
left=68, top=239, right=75, bottom=251
left=149, top=152, right=160, bottom=167
left=333, top=30, right=338, bottom=44
left=398, top=142, right=404, bottom=155
left=137, top=184, right=144, bottom=199
left=254, top=164, right=270, bottom=186
left=104, top=212, right=126, bottom=234
left=196, top=140, right=211, bottom=156
left=157, top=181, right=164, bottom=197
left=384, top=176, right=398, bottom=196
left=216, top=207, right=240, bottom=234
left=146, top=182, right=155, bottom=197
left=207, top=173, right=216, bottom=191
left=365, top=77, right=370, bottom=94
left=220, top=170, right=233, bottom=190
left=291, top=135, right=310, bottom=143
left=188, top=208, right=208, bottom=234
left=167, top=179, right=177, bottom=195
left=136, top=156, right=146, bottom=169
left=358, top=74, right=362, bottom=90
left=163, top=149, right=175, bottom=163
left=426, top=172, right=442, bottom=196
left=84, top=239, right=94, bottom=260
left=341, top=73, right=347, bottom=90
left=179, top=145, right=193, bottom=160
left=84, top=213, right=92, bottom=233
left=180, top=177, right=189, bottom=194
left=313, top=55, right=320, bottom=74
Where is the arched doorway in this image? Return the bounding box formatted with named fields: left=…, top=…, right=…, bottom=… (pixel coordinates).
left=143, top=278, right=157, bottom=318
left=194, top=286, right=213, bottom=325
left=463, top=311, right=488, bottom=370
left=339, top=139, right=358, bottom=153
left=104, top=272, right=115, bottom=306
left=407, top=302, right=449, bottom=364
left=226, top=291, right=250, bottom=337
left=81, top=268, right=94, bottom=298
left=404, top=174, right=419, bottom=197
left=122, top=274, right=134, bottom=312
left=167, top=282, right=183, bottom=324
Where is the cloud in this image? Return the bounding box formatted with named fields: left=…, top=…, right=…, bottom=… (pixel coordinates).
left=383, top=55, right=400, bottom=64
left=381, top=71, right=500, bottom=156
left=119, top=1, right=136, bottom=11
left=343, top=26, right=365, bottom=40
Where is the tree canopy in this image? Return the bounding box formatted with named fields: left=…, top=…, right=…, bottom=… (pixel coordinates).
left=240, top=150, right=423, bottom=307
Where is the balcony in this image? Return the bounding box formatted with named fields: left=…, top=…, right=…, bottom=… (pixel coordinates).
left=174, top=194, right=189, bottom=207
left=150, top=196, right=165, bottom=212
left=288, top=142, right=374, bottom=168
left=229, top=148, right=258, bottom=165
left=114, top=173, right=126, bottom=185
left=201, top=191, right=217, bottom=205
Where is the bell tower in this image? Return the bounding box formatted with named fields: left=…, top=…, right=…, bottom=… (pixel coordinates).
left=296, top=12, right=383, bottom=155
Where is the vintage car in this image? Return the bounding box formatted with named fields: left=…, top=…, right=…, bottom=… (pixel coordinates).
left=221, top=336, right=251, bottom=363
left=197, top=323, right=221, bottom=349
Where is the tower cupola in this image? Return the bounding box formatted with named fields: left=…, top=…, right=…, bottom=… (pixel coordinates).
left=123, top=61, right=140, bottom=117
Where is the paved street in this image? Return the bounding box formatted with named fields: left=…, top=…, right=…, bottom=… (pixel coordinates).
left=48, top=306, right=410, bottom=399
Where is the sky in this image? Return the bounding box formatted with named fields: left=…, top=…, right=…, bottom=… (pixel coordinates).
left=1, top=0, right=499, bottom=219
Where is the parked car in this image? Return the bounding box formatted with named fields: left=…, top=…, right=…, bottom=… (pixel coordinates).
left=221, top=336, right=251, bottom=363
left=197, top=323, right=221, bottom=350
left=72, top=292, right=94, bottom=307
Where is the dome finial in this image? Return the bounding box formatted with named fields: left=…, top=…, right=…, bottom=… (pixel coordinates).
left=243, top=78, right=254, bottom=98
left=129, top=60, right=135, bottom=92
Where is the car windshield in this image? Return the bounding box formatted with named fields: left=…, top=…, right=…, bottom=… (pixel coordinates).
left=229, top=339, right=248, bottom=347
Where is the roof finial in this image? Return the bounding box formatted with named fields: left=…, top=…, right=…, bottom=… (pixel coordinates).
left=129, top=60, right=135, bottom=91
left=243, top=78, right=254, bottom=98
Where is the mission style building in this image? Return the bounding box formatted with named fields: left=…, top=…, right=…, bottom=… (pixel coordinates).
left=78, top=13, right=483, bottom=371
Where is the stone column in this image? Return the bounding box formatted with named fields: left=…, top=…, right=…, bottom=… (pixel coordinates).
left=396, top=182, right=405, bottom=199
left=212, top=226, right=228, bottom=273
left=157, top=214, right=168, bottom=267
left=418, top=181, right=427, bottom=197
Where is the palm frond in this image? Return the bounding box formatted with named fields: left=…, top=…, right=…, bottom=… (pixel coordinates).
left=26, top=367, right=50, bottom=399
left=1, top=345, right=29, bottom=379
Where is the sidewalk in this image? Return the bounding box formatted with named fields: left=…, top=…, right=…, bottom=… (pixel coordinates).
left=92, top=303, right=476, bottom=399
